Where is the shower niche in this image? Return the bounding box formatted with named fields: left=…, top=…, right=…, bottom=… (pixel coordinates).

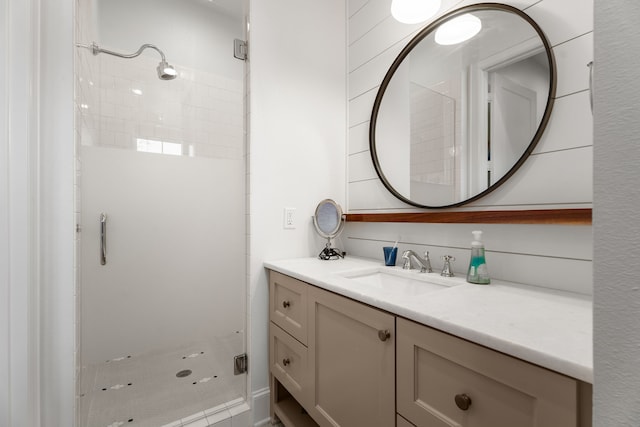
left=75, top=0, right=248, bottom=425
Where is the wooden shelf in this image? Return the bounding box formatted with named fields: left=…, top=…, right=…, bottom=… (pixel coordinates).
left=274, top=396, right=319, bottom=427
left=345, top=208, right=591, bottom=225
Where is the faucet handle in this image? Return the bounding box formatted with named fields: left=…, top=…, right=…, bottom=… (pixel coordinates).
left=401, top=250, right=411, bottom=270
left=423, top=251, right=433, bottom=273
left=441, top=255, right=455, bottom=277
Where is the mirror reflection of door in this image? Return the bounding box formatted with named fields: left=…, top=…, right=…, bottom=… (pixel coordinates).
left=488, top=71, right=537, bottom=185
left=471, top=49, right=548, bottom=193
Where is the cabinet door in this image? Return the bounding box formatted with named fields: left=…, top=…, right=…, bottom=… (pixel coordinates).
left=397, top=318, right=578, bottom=427
left=307, top=286, right=395, bottom=427
left=398, top=414, right=417, bottom=427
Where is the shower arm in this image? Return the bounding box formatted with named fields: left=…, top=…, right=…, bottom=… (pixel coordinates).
left=77, top=41, right=177, bottom=80
left=81, top=42, right=168, bottom=63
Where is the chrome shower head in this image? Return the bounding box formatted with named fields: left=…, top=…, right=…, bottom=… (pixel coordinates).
left=157, top=60, right=177, bottom=80
left=79, top=42, right=178, bottom=81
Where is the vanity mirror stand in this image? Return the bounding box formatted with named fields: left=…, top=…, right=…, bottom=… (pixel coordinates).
left=312, top=199, right=346, bottom=260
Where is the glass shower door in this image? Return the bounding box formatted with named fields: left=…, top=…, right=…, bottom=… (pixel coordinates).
left=75, top=0, right=247, bottom=425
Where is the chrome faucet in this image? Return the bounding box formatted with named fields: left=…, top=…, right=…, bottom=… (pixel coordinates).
left=401, top=250, right=432, bottom=273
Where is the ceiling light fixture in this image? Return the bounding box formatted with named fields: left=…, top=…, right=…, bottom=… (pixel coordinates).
left=390, top=0, right=441, bottom=24
left=434, top=13, right=482, bottom=45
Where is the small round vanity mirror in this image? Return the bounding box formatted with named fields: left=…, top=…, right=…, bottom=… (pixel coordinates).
left=370, top=3, right=556, bottom=208
left=313, top=199, right=345, bottom=260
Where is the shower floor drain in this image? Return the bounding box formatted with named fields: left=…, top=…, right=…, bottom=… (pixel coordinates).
left=176, top=369, right=192, bottom=378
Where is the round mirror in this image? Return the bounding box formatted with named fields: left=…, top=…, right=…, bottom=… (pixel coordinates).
left=370, top=4, right=556, bottom=208
left=313, top=199, right=345, bottom=260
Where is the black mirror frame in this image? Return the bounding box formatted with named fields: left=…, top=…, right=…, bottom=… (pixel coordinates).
left=369, top=3, right=557, bottom=209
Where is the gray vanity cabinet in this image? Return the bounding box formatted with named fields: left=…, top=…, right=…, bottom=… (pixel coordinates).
left=397, top=317, right=580, bottom=427
left=269, top=270, right=591, bottom=427
left=269, top=270, right=395, bottom=427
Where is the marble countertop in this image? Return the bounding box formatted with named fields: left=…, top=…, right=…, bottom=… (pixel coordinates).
left=264, top=256, right=593, bottom=383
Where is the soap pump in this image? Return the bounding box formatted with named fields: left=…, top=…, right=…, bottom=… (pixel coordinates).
left=466, top=230, right=490, bottom=284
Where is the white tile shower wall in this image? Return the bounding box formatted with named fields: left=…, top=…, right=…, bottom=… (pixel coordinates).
left=78, top=51, right=243, bottom=160
left=345, top=0, right=593, bottom=294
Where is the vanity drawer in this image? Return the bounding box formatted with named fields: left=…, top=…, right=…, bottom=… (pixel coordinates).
left=397, top=318, right=578, bottom=427
left=270, top=271, right=308, bottom=344
left=270, top=322, right=310, bottom=408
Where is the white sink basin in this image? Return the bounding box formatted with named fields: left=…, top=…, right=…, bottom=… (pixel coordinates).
left=340, top=268, right=462, bottom=296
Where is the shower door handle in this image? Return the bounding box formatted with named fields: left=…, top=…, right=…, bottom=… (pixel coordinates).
left=100, top=213, right=107, bottom=265
left=587, top=61, right=594, bottom=113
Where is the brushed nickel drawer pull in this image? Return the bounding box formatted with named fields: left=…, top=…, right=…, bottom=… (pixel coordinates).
left=282, top=300, right=291, bottom=308
left=454, top=393, right=472, bottom=411
left=378, top=329, right=391, bottom=341
left=282, top=358, right=290, bottom=366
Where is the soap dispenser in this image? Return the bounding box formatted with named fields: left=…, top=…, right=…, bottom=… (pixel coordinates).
left=466, top=230, right=490, bottom=284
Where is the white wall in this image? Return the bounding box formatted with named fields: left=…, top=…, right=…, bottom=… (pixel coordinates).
left=248, top=0, right=346, bottom=423
left=1, top=0, right=75, bottom=425
left=345, top=0, right=594, bottom=295
left=593, top=1, right=640, bottom=424
left=0, top=0, right=40, bottom=424
left=40, top=0, right=77, bottom=423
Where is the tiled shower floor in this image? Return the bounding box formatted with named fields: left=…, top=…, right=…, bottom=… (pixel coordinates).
left=79, top=334, right=245, bottom=427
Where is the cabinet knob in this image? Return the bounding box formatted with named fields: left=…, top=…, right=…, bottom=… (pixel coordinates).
left=282, top=358, right=290, bottom=366
left=454, top=393, right=472, bottom=411
left=282, top=300, right=291, bottom=308
left=378, top=329, right=391, bottom=341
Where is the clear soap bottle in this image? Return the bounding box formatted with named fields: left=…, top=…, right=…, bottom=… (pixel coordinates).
left=467, top=230, right=490, bottom=284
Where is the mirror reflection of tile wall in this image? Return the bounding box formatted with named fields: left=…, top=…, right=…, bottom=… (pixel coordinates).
left=409, top=84, right=455, bottom=187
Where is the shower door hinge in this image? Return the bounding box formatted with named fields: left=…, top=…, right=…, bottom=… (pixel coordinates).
left=234, top=353, right=248, bottom=375
left=234, top=39, right=247, bottom=61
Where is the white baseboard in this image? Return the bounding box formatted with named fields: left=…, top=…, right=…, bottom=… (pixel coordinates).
left=252, top=387, right=271, bottom=426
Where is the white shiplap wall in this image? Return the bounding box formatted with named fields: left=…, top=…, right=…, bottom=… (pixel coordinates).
left=344, top=0, right=593, bottom=295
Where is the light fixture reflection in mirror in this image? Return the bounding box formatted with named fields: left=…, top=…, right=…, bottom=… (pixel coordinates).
left=435, top=13, right=482, bottom=45
left=391, top=0, right=441, bottom=24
